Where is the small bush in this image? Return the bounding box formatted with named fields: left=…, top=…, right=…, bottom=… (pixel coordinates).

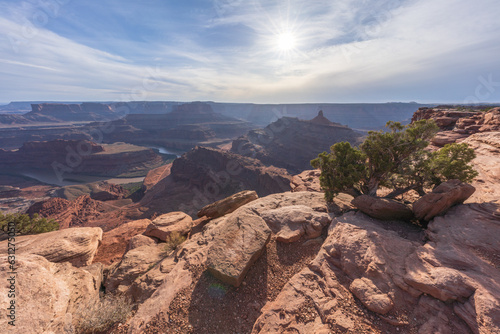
left=164, top=232, right=186, bottom=253
left=0, top=211, right=59, bottom=236
left=74, top=294, right=133, bottom=334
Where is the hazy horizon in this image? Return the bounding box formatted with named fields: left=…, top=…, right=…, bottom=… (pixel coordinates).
left=1, top=0, right=500, bottom=104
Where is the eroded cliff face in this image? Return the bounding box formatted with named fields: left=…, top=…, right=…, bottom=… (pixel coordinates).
left=27, top=103, right=116, bottom=122
left=139, top=146, right=292, bottom=217
left=231, top=112, right=363, bottom=173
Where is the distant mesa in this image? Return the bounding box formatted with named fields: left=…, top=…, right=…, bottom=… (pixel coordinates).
left=0, top=139, right=164, bottom=179
left=91, top=102, right=255, bottom=151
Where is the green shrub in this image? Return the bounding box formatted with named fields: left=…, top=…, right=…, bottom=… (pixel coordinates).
left=0, top=212, right=59, bottom=236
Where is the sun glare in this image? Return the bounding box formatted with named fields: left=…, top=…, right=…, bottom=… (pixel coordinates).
left=277, top=32, right=296, bottom=52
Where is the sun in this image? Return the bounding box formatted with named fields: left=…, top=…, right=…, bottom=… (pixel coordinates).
left=277, top=32, right=296, bottom=52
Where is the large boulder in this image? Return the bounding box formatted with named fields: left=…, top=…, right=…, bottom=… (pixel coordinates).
left=0, top=254, right=102, bottom=333
left=260, top=205, right=331, bottom=242
left=144, top=212, right=192, bottom=241
left=413, top=179, right=475, bottom=221
left=207, top=212, right=271, bottom=287
left=0, top=227, right=102, bottom=267
left=105, top=243, right=166, bottom=294
left=197, top=190, right=258, bottom=219
left=352, top=194, right=414, bottom=221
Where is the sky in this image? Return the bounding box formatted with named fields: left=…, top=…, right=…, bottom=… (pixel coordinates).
left=0, top=0, right=499, bottom=104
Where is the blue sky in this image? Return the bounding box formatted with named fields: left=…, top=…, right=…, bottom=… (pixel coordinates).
left=0, top=0, right=499, bottom=104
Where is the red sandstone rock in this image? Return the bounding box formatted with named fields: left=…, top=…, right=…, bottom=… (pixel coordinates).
left=142, top=163, right=172, bottom=193
left=291, top=169, right=322, bottom=192
left=0, top=227, right=103, bottom=267
left=144, top=212, right=193, bottom=241
left=197, top=190, right=258, bottom=219
left=413, top=179, right=475, bottom=221
left=352, top=195, right=414, bottom=221
left=462, top=132, right=500, bottom=203
left=93, top=219, right=151, bottom=265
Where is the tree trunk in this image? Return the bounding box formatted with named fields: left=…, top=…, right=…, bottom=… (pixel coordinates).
left=367, top=178, right=379, bottom=197
left=384, top=185, right=417, bottom=199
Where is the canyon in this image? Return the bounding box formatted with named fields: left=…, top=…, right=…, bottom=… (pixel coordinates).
left=0, top=105, right=499, bottom=333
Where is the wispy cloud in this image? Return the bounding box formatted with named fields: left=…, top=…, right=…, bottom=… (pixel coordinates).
left=0, top=0, right=499, bottom=103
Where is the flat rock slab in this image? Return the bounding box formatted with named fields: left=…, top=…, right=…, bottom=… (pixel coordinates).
left=207, top=212, right=271, bottom=287
left=144, top=211, right=192, bottom=241
left=0, top=227, right=102, bottom=267
left=261, top=205, right=331, bottom=242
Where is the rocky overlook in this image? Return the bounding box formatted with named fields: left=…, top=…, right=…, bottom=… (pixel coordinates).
left=1, top=106, right=499, bottom=334
left=411, top=106, right=500, bottom=147
left=231, top=111, right=363, bottom=173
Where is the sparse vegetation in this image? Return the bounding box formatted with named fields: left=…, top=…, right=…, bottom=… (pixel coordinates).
left=74, top=294, right=133, bottom=334
left=311, top=119, right=478, bottom=201
left=164, top=231, right=186, bottom=253
left=121, top=182, right=145, bottom=202
left=0, top=211, right=59, bottom=236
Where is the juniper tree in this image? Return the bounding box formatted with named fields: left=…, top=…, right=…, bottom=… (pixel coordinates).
left=311, top=119, right=478, bottom=202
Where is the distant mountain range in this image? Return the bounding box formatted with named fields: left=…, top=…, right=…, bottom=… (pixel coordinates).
left=0, top=101, right=434, bottom=129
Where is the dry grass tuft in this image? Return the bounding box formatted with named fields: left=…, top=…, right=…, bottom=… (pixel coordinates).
left=164, top=231, right=186, bottom=253
left=74, top=294, right=133, bottom=334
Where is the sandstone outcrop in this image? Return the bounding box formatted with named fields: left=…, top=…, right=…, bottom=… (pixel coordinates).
left=144, top=212, right=193, bottom=241
left=462, top=132, right=500, bottom=203
left=253, top=202, right=500, bottom=333
left=0, top=227, right=102, bottom=267
left=0, top=254, right=102, bottom=333
left=197, top=190, right=258, bottom=219
left=106, top=243, right=166, bottom=294
left=352, top=194, right=414, bottom=221
left=27, top=195, right=116, bottom=229
left=126, top=192, right=336, bottom=333
left=413, top=179, right=475, bottom=221
left=231, top=112, right=363, bottom=173
left=142, top=163, right=172, bottom=193
left=411, top=106, right=500, bottom=147
left=291, top=169, right=322, bottom=192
